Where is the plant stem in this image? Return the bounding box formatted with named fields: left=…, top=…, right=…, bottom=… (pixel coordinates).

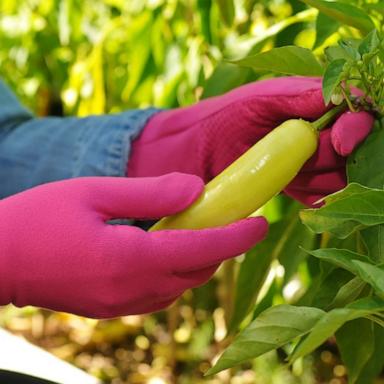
left=341, top=87, right=357, bottom=112
left=312, top=101, right=348, bottom=131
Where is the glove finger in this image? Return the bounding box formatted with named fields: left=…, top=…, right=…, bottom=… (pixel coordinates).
left=331, top=111, right=374, bottom=156
left=285, top=169, right=347, bottom=207
left=287, top=169, right=346, bottom=194
left=90, top=173, right=204, bottom=220
left=172, top=263, right=220, bottom=290
left=111, top=295, right=181, bottom=318
left=147, top=296, right=180, bottom=313
left=300, top=128, right=346, bottom=172
left=154, top=264, right=220, bottom=300
left=155, top=77, right=324, bottom=127
left=243, top=79, right=329, bottom=129
left=151, top=217, right=268, bottom=273
left=284, top=191, right=327, bottom=207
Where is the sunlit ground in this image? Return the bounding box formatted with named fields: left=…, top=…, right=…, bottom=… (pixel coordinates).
left=1, top=295, right=349, bottom=384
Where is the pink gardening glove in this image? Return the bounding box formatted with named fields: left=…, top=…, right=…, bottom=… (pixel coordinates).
left=0, top=173, right=267, bottom=319
left=128, top=77, right=374, bottom=206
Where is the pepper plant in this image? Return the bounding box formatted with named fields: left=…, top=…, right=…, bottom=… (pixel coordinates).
left=206, top=2, right=384, bottom=383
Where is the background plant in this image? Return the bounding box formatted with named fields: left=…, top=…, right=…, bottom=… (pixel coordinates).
left=1, top=0, right=384, bottom=383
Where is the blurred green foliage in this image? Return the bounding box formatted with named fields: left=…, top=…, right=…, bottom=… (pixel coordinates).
left=0, top=0, right=315, bottom=117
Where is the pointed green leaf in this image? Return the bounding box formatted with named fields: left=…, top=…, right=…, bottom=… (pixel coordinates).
left=365, top=3, right=384, bottom=17
left=227, top=235, right=277, bottom=333
left=346, top=295, right=384, bottom=311
left=348, top=123, right=384, bottom=189
left=328, top=277, right=366, bottom=310
left=289, top=307, right=363, bottom=362
left=302, top=0, right=375, bottom=34
left=279, top=217, right=315, bottom=284
left=216, top=0, right=235, bottom=27
left=300, top=183, right=384, bottom=238
left=197, top=0, right=212, bottom=44
left=231, top=46, right=324, bottom=76
left=311, top=269, right=354, bottom=309
left=229, top=203, right=305, bottom=333
left=338, top=38, right=361, bottom=60
left=351, top=260, right=384, bottom=298
left=361, top=225, right=384, bottom=263
left=358, top=29, right=380, bottom=56
left=325, top=45, right=354, bottom=62
left=355, top=325, right=384, bottom=384
left=314, top=12, right=340, bottom=49
left=202, top=62, right=251, bottom=99
left=322, top=58, right=346, bottom=104
left=336, top=319, right=374, bottom=384
left=306, top=248, right=372, bottom=275
left=206, top=305, right=324, bottom=376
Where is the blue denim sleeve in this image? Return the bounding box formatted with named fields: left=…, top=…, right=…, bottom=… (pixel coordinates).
left=0, top=80, right=159, bottom=198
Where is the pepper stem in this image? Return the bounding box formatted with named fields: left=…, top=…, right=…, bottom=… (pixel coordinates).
left=312, top=101, right=348, bottom=131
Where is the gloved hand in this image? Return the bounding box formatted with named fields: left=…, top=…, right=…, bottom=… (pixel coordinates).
left=128, top=76, right=374, bottom=206
left=0, top=173, right=267, bottom=319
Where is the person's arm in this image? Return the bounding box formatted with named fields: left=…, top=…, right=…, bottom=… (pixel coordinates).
left=0, top=80, right=159, bottom=198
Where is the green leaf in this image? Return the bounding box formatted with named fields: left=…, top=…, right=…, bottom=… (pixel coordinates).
left=306, top=248, right=372, bottom=275
left=225, top=8, right=316, bottom=59
left=324, top=183, right=370, bottom=204
left=348, top=122, right=384, bottom=189
left=197, top=0, right=212, bottom=44
left=216, top=0, right=235, bottom=27
left=202, top=62, right=251, bottom=99
left=365, top=3, right=384, bottom=17
left=346, top=296, right=384, bottom=314
left=231, top=46, right=324, bottom=76
left=313, top=12, right=340, bottom=49
left=301, top=0, right=375, bottom=34
left=290, top=296, right=384, bottom=363
left=361, top=225, right=384, bottom=263
left=310, top=268, right=355, bottom=309
left=328, top=277, right=366, bottom=309
left=322, top=58, right=346, bottom=104
left=325, top=45, right=353, bottom=62
left=206, top=305, right=324, bottom=376
left=252, top=280, right=278, bottom=320
left=278, top=217, right=315, bottom=284
left=300, top=183, right=384, bottom=238
left=347, top=123, right=384, bottom=267
left=274, top=0, right=307, bottom=47
left=351, top=260, right=384, bottom=298
left=229, top=202, right=304, bottom=333
left=227, top=237, right=276, bottom=334
left=289, top=307, right=363, bottom=362
left=122, top=12, right=153, bottom=100
left=336, top=319, right=374, bottom=384
left=358, top=29, right=380, bottom=56
left=338, top=38, right=361, bottom=60
left=355, top=325, right=384, bottom=384
left=346, top=295, right=384, bottom=311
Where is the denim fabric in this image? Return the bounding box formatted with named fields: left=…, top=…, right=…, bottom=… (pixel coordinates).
left=0, top=80, right=159, bottom=198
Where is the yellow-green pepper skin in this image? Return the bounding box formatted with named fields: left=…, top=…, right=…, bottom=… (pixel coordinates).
left=150, top=119, right=318, bottom=231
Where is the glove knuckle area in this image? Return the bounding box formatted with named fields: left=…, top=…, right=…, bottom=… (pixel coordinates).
left=173, top=263, right=220, bottom=289
left=157, top=281, right=185, bottom=301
